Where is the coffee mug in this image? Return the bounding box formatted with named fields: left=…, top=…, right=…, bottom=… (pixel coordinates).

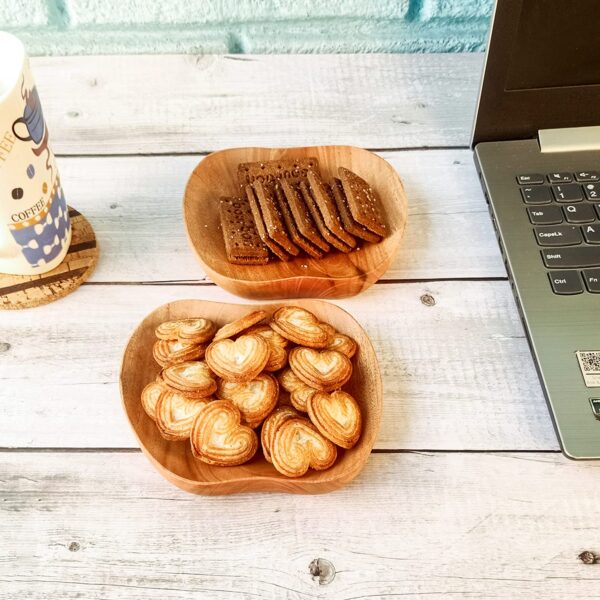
left=0, top=32, right=71, bottom=275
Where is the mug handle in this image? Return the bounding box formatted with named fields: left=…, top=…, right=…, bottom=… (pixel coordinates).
left=12, top=118, right=32, bottom=142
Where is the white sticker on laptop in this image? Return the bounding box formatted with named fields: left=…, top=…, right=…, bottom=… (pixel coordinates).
left=576, top=351, right=600, bottom=387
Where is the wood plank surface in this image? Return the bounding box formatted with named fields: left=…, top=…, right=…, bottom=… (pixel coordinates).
left=57, top=149, right=504, bottom=283
left=1, top=452, right=599, bottom=599
left=33, top=54, right=481, bottom=155
left=0, top=282, right=556, bottom=451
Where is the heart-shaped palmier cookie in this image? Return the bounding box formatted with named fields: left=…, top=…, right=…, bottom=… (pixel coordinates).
left=247, top=325, right=288, bottom=372
left=325, top=332, right=357, bottom=359
left=247, top=325, right=288, bottom=348
left=152, top=339, right=206, bottom=368
left=141, top=380, right=167, bottom=421
left=217, top=373, right=279, bottom=428
left=155, top=389, right=211, bottom=441
left=205, top=334, right=269, bottom=382
left=270, top=306, right=333, bottom=348
left=213, top=310, right=267, bottom=341
left=308, top=390, right=362, bottom=449
left=277, top=368, right=316, bottom=412
left=271, top=417, right=337, bottom=477
left=161, top=360, right=217, bottom=397
left=288, top=347, right=352, bottom=392
left=155, top=318, right=216, bottom=343
left=190, top=399, right=258, bottom=466
left=177, top=318, right=217, bottom=343
left=261, top=406, right=299, bottom=463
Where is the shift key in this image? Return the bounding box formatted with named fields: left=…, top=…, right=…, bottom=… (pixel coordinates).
left=542, top=247, right=600, bottom=268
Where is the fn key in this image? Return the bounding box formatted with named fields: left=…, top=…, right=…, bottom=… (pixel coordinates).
left=548, top=270, right=583, bottom=295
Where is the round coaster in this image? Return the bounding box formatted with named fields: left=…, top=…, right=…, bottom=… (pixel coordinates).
left=0, top=207, right=98, bottom=310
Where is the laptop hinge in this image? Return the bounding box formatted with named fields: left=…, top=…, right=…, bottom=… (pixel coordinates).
left=538, top=126, right=600, bottom=153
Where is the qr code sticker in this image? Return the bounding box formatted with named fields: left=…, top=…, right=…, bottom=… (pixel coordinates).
left=576, top=351, right=600, bottom=387
left=579, top=352, right=600, bottom=373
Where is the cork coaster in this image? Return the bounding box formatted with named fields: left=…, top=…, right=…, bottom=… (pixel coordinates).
left=0, top=207, right=98, bottom=310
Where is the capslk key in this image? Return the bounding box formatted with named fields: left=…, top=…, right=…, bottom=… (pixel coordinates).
left=542, top=247, right=600, bottom=268
left=534, top=225, right=582, bottom=246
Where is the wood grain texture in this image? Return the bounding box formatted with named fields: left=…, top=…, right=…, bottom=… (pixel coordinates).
left=121, top=299, right=381, bottom=494
left=57, top=150, right=503, bottom=283
left=184, top=146, right=407, bottom=298
left=1, top=452, right=598, bottom=600
left=0, top=282, right=555, bottom=451
left=32, top=54, right=481, bottom=155
left=0, top=209, right=98, bottom=310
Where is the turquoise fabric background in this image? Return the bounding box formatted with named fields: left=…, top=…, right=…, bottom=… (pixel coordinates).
left=2, top=0, right=493, bottom=55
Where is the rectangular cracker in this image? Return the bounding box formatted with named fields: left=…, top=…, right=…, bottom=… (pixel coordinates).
left=338, top=167, right=387, bottom=237
left=245, top=185, right=291, bottom=261
left=274, top=183, right=324, bottom=258
left=219, top=196, right=269, bottom=265
left=280, top=179, right=330, bottom=253
left=330, top=177, right=381, bottom=243
left=299, top=181, right=353, bottom=253
left=306, top=171, right=357, bottom=248
left=238, top=157, right=320, bottom=189
left=253, top=181, right=300, bottom=256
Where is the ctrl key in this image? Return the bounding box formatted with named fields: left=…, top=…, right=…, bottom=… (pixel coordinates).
left=548, top=270, right=583, bottom=294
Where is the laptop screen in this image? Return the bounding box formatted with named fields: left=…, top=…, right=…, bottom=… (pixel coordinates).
left=472, top=0, right=600, bottom=145
left=506, top=0, right=600, bottom=91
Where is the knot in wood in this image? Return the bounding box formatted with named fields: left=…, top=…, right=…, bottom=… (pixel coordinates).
left=0, top=342, right=11, bottom=353
left=68, top=542, right=80, bottom=552
left=309, top=558, right=335, bottom=585
left=579, top=550, right=597, bottom=564
left=420, top=293, right=436, bottom=307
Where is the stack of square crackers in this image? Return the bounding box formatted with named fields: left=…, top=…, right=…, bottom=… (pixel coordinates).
left=219, top=157, right=387, bottom=265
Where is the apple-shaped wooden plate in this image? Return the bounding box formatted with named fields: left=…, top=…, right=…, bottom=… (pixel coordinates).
left=183, top=145, right=407, bottom=299
left=120, top=298, right=383, bottom=495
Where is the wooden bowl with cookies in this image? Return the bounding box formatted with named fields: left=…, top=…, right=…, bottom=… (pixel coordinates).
left=120, top=299, right=382, bottom=495
left=183, top=145, right=407, bottom=300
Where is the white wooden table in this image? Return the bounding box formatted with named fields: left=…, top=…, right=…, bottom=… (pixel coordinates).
left=1, top=54, right=599, bottom=599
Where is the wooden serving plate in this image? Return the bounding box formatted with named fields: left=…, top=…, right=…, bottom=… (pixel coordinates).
left=120, top=298, right=383, bottom=495
left=183, top=145, right=407, bottom=299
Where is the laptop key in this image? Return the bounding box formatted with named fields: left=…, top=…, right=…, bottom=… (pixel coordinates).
left=527, top=205, right=563, bottom=225
left=534, top=225, right=582, bottom=246
left=548, top=172, right=573, bottom=183
left=563, top=203, right=596, bottom=223
left=517, top=173, right=544, bottom=185
left=542, top=247, right=600, bottom=268
left=595, top=204, right=600, bottom=219
left=582, top=224, right=600, bottom=244
left=548, top=270, right=583, bottom=295
left=521, top=186, right=551, bottom=204
left=575, top=171, right=600, bottom=182
left=583, top=269, right=600, bottom=292
left=552, top=183, right=583, bottom=202
left=583, top=183, right=600, bottom=199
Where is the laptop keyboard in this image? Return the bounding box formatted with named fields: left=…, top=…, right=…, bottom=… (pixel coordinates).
left=517, top=172, right=600, bottom=295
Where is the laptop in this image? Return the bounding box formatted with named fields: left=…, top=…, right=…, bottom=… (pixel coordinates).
left=473, top=0, right=600, bottom=459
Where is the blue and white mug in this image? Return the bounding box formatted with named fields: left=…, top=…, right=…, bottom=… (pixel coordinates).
left=0, top=32, right=71, bottom=275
